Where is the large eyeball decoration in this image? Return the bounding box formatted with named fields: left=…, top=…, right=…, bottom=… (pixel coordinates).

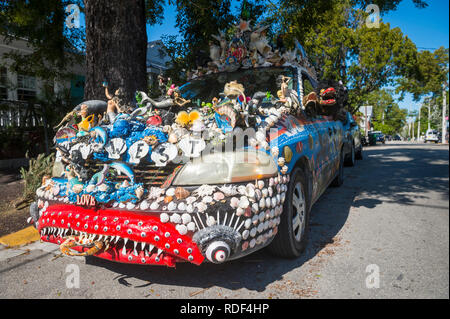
left=205, top=241, right=231, bottom=264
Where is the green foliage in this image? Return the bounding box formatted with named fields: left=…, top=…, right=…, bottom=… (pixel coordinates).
left=19, top=152, right=55, bottom=201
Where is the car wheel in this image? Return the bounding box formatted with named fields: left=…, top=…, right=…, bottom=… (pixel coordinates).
left=344, top=143, right=356, bottom=167
left=267, top=167, right=310, bottom=258
left=331, top=150, right=344, bottom=187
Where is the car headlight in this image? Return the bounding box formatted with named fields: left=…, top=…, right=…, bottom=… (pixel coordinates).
left=172, top=150, right=278, bottom=186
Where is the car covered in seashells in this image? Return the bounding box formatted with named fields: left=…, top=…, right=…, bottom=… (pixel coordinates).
left=29, top=23, right=352, bottom=267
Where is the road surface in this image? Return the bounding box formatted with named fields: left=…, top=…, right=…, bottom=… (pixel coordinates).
left=0, top=142, right=448, bottom=299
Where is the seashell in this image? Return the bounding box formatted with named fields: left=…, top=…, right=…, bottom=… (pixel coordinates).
left=244, top=218, right=252, bottom=229
left=277, top=184, right=281, bottom=193
left=230, top=197, right=240, bottom=209
left=126, top=202, right=135, bottom=210
left=239, top=196, right=250, bottom=209
left=274, top=176, right=279, bottom=185
left=164, top=196, right=173, bottom=204
left=281, top=192, right=286, bottom=203
left=168, top=201, right=177, bottom=211
left=213, top=192, right=225, bottom=201
left=186, top=204, right=194, bottom=213
left=176, top=224, right=188, bottom=235
left=219, top=185, right=238, bottom=196
left=265, top=197, right=271, bottom=208
left=251, top=203, right=259, bottom=214
left=166, top=188, right=176, bottom=197
left=270, top=209, right=275, bottom=218
left=268, top=187, right=273, bottom=197
left=206, top=216, right=216, bottom=227
left=259, top=212, right=265, bottom=223
left=140, top=200, right=149, bottom=210
left=193, top=184, right=216, bottom=196
left=269, top=178, right=274, bottom=187
left=71, top=184, right=84, bottom=194
left=238, top=185, right=247, bottom=196
left=177, top=202, right=186, bottom=211
left=250, top=227, right=257, bottom=237
left=259, top=198, right=266, bottom=209
left=119, top=203, right=126, bottom=209
left=276, top=194, right=281, bottom=205
left=244, top=206, right=252, bottom=217
left=156, top=196, right=165, bottom=203
left=255, top=189, right=262, bottom=200
left=135, top=186, right=144, bottom=199
left=277, top=157, right=286, bottom=167
left=257, top=223, right=264, bottom=234
left=170, top=213, right=182, bottom=223
left=181, top=213, right=191, bottom=224
left=252, top=215, right=259, bottom=226
left=187, top=222, right=196, bottom=232
left=196, top=202, right=208, bottom=212
left=257, top=180, right=264, bottom=190
left=85, top=184, right=95, bottom=193
left=246, top=185, right=255, bottom=199
left=150, top=201, right=160, bottom=210
left=160, top=213, right=169, bottom=223
left=261, top=188, right=269, bottom=198
left=236, top=207, right=245, bottom=216
left=255, top=130, right=266, bottom=142
left=202, top=196, right=213, bottom=203
left=148, top=187, right=165, bottom=199
left=242, top=241, right=249, bottom=251
left=242, top=230, right=250, bottom=240
left=271, top=197, right=277, bottom=208
left=185, top=196, right=197, bottom=205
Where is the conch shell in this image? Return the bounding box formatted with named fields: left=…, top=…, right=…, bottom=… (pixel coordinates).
left=175, top=187, right=190, bottom=200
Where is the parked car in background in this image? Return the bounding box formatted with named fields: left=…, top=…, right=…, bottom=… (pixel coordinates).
left=424, top=129, right=439, bottom=143
left=392, top=134, right=402, bottom=141
left=372, top=131, right=385, bottom=144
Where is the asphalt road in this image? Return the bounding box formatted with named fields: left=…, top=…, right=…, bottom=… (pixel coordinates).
left=0, top=142, right=448, bottom=299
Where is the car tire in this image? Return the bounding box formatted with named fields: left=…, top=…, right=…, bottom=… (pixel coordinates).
left=344, top=143, right=356, bottom=167
left=267, top=167, right=310, bottom=258
left=331, top=150, right=344, bottom=187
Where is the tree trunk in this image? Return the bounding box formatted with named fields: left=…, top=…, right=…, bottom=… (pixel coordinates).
left=84, top=0, right=147, bottom=104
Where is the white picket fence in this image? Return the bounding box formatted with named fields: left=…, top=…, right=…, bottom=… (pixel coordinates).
left=0, top=100, right=43, bottom=129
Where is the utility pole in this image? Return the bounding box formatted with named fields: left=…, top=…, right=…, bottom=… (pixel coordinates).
left=428, top=104, right=431, bottom=130
left=417, top=107, right=421, bottom=142
left=442, top=83, right=447, bottom=144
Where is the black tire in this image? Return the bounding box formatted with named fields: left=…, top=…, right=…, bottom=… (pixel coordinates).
left=344, top=143, right=356, bottom=167
left=331, top=150, right=344, bottom=187
left=267, top=167, right=311, bottom=258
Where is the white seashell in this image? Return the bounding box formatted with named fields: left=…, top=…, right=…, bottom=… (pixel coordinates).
left=270, top=209, right=275, bottom=218
left=276, top=194, right=281, bottom=205
left=252, top=215, right=259, bottom=225
left=193, top=184, right=216, bottom=197
left=236, top=207, right=245, bottom=216
left=140, top=200, right=149, bottom=210
left=148, top=187, right=165, bottom=199
left=257, top=223, right=264, bottom=233
left=255, top=189, right=262, bottom=200
left=181, top=213, right=192, bottom=224
left=187, top=222, right=196, bottom=232
left=213, top=192, right=225, bottom=201
left=259, top=198, right=266, bottom=209
left=277, top=184, right=281, bottom=193
left=250, top=239, right=256, bottom=248
left=85, top=184, right=96, bottom=193
left=219, top=185, right=238, bottom=196
left=271, top=197, right=277, bottom=208
left=176, top=224, right=188, bottom=235
left=242, top=230, right=250, bottom=240
left=265, top=197, right=271, bottom=208
left=168, top=213, right=179, bottom=223
left=281, top=192, right=286, bottom=203
left=251, top=203, right=259, bottom=214
left=160, top=213, right=169, bottom=223
left=244, top=218, right=252, bottom=229
left=262, top=188, right=269, bottom=198
left=150, top=201, right=160, bottom=210
left=239, top=196, right=250, bottom=209
left=177, top=202, right=186, bottom=211
left=186, top=196, right=197, bottom=205
left=168, top=202, right=177, bottom=211
left=238, top=185, right=247, bottom=196
left=268, top=187, right=273, bottom=197
left=166, top=188, right=176, bottom=196
left=246, top=186, right=255, bottom=199
left=255, top=130, right=266, bottom=142
left=230, top=197, right=240, bottom=209
left=186, top=204, right=194, bottom=213
left=119, top=203, right=126, bottom=209
left=257, top=180, right=264, bottom=190
left=202, top=196, right=213, bottom=203
left=259, top=212, right=265, bottom=223
left=126, top=202, right=135, bottom=210
left=156, top=196, right=165, bottom=203
left=269, top=178, right=274, bottom=187
left=196, top=202, right=208, bottom=212
left=250, top=227, right=257, bottom=237
left=206, top=216, right=216, bottom=227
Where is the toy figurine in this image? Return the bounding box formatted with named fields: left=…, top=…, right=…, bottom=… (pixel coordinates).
left=103, top=82, right=124, bottom=123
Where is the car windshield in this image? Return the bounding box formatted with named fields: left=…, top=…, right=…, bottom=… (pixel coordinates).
left=179, top=67, right=296, bottom=107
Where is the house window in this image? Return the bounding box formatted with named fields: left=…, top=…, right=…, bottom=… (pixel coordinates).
left=0, top=67, right=7, bottom=100
left=17, top=74, right=37, bottom=101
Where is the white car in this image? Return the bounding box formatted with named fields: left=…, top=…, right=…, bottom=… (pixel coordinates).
left=424, top=129, right=439, bottom=143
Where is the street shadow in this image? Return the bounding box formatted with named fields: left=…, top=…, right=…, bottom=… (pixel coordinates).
left=84, top=144, right=449, bottom=293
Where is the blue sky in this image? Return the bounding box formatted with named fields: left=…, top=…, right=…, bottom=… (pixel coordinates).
left=146, top=0, right=449, bottom=117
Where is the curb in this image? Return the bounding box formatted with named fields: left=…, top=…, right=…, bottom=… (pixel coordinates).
left=0, top=226, right=40, bottom=248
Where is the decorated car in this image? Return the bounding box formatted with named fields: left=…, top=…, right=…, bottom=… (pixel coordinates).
left=29, top=21, right=351, bottom=267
